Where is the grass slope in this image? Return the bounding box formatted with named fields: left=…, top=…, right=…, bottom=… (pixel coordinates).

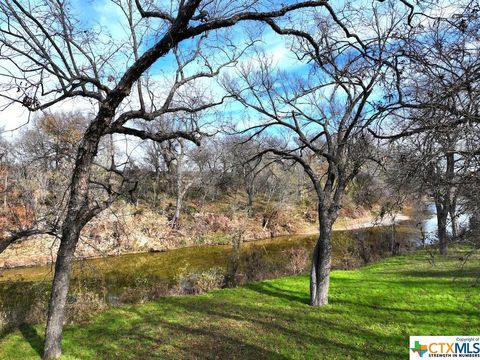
left=0, top=250, right=478, bottom=359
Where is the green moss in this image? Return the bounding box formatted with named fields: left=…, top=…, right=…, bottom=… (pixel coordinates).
left=1, top=250, right=478, bottom=359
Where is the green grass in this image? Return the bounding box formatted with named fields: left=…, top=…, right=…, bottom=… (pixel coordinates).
left=0, top=250, right=478, bottom=359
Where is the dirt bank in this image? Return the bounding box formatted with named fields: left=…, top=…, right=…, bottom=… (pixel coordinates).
left=0, top=205, right=409, bottom=269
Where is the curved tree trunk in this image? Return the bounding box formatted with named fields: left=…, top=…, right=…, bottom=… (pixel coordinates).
left=43, top=124, right=104, bottom=359
left=310, top=211, right=333, bottom=306
left=43, top=226, right=82, bottom=359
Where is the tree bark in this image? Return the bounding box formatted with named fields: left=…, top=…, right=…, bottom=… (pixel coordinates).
left=449, top=205, right=458, bottom=239
left=43, top=123, right=104, bottom=359
left=310, top=210, right=333, bottom=306
left=435, top=201, right=448, bottom=256
left=246, top=185, right=254, bottom=208
left=446, top=152, right=458, bottom=239
left=172, top=189, right=183, bottom=228
left=43, top=226, right=81, bottom=359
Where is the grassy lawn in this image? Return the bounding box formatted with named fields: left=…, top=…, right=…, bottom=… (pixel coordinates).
left=0, top=250, right=478, bottom=359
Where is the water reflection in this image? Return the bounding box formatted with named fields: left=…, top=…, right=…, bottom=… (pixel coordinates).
left=0, top=209, right=437, bottom=329
left=421, top=202, right=470, bottom=243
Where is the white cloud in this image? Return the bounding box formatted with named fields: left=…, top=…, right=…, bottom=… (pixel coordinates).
left=0, top=101, right=29, bottom=134
left=0, top=94, right=98, bottom=137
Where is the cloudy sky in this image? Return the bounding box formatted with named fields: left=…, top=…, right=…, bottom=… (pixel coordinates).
left=0, top=0, right=306, bottom=137
left=0, top=0, right=460, bottom=138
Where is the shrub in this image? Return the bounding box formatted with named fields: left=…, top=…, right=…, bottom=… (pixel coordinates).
left=173, top=267, right=225, bottom=295
left=240, top=246, right=272, bottom=281
left=66, top=292, right=108, bottom=324
left=334, top=232, right=360, bottom=269
left=284, top=247, right=309, bottom=274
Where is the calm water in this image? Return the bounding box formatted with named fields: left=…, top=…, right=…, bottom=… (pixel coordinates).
left=0, top=210, right=436, bottom=329
left=421, top=202, right=470, bottom=242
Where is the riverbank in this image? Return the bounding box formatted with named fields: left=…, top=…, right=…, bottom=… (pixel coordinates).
left=332, top=213, right=411, bottom=231
left=1, top=248, right=478, bottom=359
left=0, top=201, right=409, bottom=270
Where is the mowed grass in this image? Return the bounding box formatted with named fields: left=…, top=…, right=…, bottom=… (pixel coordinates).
left=0, top=250, right=478, bottom=359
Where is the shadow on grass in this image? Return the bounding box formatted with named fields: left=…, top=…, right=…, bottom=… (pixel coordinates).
left=149, top=295, right=405, bottom=359
left=19, top=324, right=43, bottom=357
left=246, top=281, right=310, bottom=304
left=398, top=269, right=479, bottom=278
left=65, top=310, right=291, bottom=360
left=143, top=299, right=405, bottom=359
left=332, top=298, right=479, bottom=318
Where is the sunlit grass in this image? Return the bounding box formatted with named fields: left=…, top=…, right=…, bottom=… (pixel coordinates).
left=0, top=249, right=478, bottom=359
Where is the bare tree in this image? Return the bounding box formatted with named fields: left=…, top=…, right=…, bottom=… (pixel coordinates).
left=158, top=137, right=197, bottom=227
left=371, top=2, right=480, bottom=137
left=219, top=135, right=271, bottom=208
left=0, top=134, right=10, bottom=210
left=224, top=3, right=409, bottom=305
left=188, top=137, right=225, bottom=202
left=385, top=126, right=474, bottom=255
left=370, top=2, right=480, bottom=254
left=141, top=119, right=201, bottom=225
left=0, top=1, right=346, bottom=357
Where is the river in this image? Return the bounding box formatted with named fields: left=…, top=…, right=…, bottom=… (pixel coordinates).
left=421, top=202, right=470, bottom=242
left=0, top=209, right=437, bottom=330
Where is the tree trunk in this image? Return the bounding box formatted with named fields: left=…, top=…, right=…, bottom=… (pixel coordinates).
left=246, top=186, right=254, bottom=208
left=449, top=205, right=458, bottom=239
left=445, top=151, right=458, bottom=239
left=43, top=226, right=81, bottom=359
left=225, top=230, right=244, bottom=287
left=43, top=122, right=104, bottom=359
left=172, top=180, right=193, bottom=229
left=435, top=201, right=448, bottom=256
left=154, top=170, right=161, bottom=207
left=172, top=191, right=183, bottom=228
left=310, top=211, right=333, bottom=306
left=3, top=169, right=7, bottom=208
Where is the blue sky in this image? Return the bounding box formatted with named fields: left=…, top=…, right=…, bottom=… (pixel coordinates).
left=0, top=0, right=462, bottom=137
left=0, top=0, right=310, bottom=135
